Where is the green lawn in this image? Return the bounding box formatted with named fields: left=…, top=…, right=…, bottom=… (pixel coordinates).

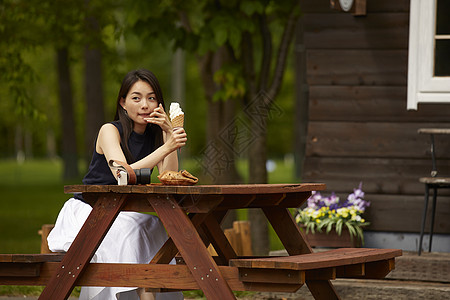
left=0, top=160, right=73, bottom=254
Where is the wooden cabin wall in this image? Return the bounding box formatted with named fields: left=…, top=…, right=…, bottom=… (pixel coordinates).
left=300, top=0, right=450, bottom=234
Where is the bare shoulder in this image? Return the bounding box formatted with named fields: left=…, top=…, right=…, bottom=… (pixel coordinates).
left=100, top=123, right=118, bottom=131
left=96, top=123, right=121, bottom=154
left=99, top=123, right=120, bottom=137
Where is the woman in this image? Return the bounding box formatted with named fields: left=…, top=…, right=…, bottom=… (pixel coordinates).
left=48, top=69, right=186, bottom=300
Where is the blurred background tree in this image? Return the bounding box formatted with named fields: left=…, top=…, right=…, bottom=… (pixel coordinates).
left=126, top=0, right=301, bottom=254
left=0, top=0, right=302, bottom=255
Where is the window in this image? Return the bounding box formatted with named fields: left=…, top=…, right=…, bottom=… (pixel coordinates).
left=407, top=0, right=450, bottom=110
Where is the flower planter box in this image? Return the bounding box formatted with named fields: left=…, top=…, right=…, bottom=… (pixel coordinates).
left=302, top=227, right=361, bottom=248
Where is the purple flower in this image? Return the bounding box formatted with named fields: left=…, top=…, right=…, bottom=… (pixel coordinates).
left=307, top=191, right=322, bottom=209
left=306, top=182, right=370, bottom=212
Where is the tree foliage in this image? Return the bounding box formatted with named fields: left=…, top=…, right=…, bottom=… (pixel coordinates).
left=1, top=0, right=300, bottom=183
left=127, top=0, right=302, bottom=254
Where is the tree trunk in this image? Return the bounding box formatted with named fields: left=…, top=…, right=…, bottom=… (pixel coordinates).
left=15, top=125, right=24, bottom=163
left=294, top=17, right=309, bottom=179
left=47, top=129, right=57, bottom=160
left=244, top=9, right=300, bottom=255
left=83, top=4, right=105, bottom=162
left=57, top=48, right=79, bottom=180
left=248, top=109, right=269, bottom=255
left=198, top=48, right=242, bottom=186
left=198, top=48, right=242, bottom=229
left=171, top=48, right=185, bottom=101
left=84, top=46, right=104, bottom=161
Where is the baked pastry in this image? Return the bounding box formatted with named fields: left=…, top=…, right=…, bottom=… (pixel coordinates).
left=157, top=170, right=198, bottom=185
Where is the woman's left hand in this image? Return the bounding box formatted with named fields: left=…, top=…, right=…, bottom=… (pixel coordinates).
left=145, top=104, right=173, bottom=133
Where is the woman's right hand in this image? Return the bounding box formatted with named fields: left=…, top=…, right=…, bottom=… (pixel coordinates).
left=166, top=127, right=187, bottom=152
left=146, top=104, right=173, bottom=134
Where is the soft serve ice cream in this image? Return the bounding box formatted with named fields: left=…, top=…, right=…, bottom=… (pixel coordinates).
left=169, top=102, right=184, bottom=128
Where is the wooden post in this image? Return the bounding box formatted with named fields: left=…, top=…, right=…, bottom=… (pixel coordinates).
left=224, top=229, right=239, bottom=254
left=233, top=221, right=252, bottom=256
left=222, top=221, right=253, bottom=256
left=38, top=224, right=55, bottom=254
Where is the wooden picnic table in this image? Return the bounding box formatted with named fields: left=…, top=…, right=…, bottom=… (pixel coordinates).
left=0, top=183, right=402, bottom=300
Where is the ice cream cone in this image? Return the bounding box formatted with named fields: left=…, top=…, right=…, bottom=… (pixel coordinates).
left=171, top=114, right=184, bottom=128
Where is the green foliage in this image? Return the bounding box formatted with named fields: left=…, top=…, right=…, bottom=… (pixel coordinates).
left=128, top=0, right=300, bottom=100
left=0, top=0, right=300, bottom=166
left=212, top=65, right=246, bottom=101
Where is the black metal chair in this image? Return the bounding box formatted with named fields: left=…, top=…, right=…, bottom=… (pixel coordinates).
left=418, top=128, right=450, bottom=255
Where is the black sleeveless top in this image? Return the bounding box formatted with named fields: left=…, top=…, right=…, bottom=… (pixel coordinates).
left=75, top=121, right=157, bottom=202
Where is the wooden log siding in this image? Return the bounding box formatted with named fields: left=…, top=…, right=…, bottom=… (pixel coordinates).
left=301, top=0, right=410, bottom=13
left=307, top=50, right=408, bottom=86
left=304, top=157, right=450, bottom=194
left=306, top=122, right=450, bottom=159
left=304, top=14, right=409, bottom=50
left=309, top=86, right=450, bottom=122
left=300, top=0, right=450, bottom=233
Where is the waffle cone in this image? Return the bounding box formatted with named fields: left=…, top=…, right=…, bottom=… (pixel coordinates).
left=171, top=114, right=184, bottom=128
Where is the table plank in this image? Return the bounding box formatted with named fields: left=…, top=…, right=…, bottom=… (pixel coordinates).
left=64, top=183, right=326, bottom=196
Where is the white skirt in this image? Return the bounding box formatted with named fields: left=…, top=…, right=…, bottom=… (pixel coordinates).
left=48, top=198, right=184, bottom=300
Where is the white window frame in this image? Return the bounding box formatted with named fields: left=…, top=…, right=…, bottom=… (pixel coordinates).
left=407, top=0, right=450, bottom=110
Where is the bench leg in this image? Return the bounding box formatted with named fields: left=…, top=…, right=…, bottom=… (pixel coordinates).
left=418, top=184, right=430, bottom=256
left=429, top=186, right=438, bottom=252
left=307, top=280, right=340, bottom=300
left=262, top=207, right=341, bottom=300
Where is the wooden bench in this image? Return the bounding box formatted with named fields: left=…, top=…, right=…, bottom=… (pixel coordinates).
left=228, top=248, right=402, bottom=293
left=0, top=248, right=401, bottom=295
left=0, top=254, right=65, bottom=279
left=38, top=224, right=55, bottom=254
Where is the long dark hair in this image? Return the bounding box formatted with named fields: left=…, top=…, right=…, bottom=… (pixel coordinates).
left=114, top=69, right=165, bottom=162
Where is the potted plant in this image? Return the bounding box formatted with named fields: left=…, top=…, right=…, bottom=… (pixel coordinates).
left=295, top=183, right=370, bottom=247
